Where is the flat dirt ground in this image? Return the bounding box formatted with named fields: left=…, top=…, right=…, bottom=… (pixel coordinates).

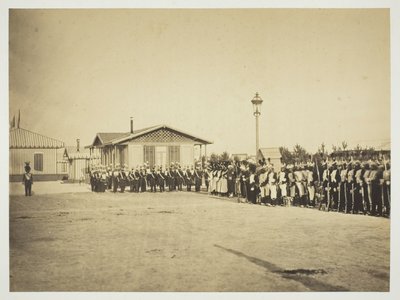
left=9, top=188, right=390, bottom=292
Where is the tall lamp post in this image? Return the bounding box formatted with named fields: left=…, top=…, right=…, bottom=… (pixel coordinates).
left=251, top=92, right=263, bottom=157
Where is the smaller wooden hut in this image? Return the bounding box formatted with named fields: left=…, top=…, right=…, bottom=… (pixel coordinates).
left=64, top=139, right=100, bottom=182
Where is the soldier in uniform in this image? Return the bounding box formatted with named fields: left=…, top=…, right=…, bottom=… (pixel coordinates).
left=167, top=165, right=174, bottom=191
left=99, top=167, right=108, bottom=192
left=345, top=161, right=355, bottom=214
left=89, top=166, right=96, bottom=192
left=204, top=164, right=210, bottom=192
left=268, top=166, right=278, bottom=206
left=247, top=163, right=259, bottom=204
left=287, top=164, right=296, bottom=206
left=278, top=164, right=288, bottom=206
left=220, top=165, right=228, bottom=196
left=147, top=167, right=157, bottom=192
left=139, top=166, right=147, bottom=192
left=194, top=164, right=203, bottom=192
left=22, top=161, right=33, bottom=196
left=258, top=167, right=269, bottom=205
left=112, top=165, right=120, bottom=193
left=294, top=164, right=306, bottom=207
left=329, top=161, right=340, bottom=210
left=322, top=161, right=331, bottom=211
left=107, top=166, right=113, bottom=190
left=367, top=161, right=381, bottom=216
left=306, top=162, right=316, bottom=207
left=119, top=165, right=128, bottom=193
left=185, top=166, right=193, bottom=192
left=354, top=161, right=365, bottom=214
left=176, top=165, right=184, bottom=191
left=337, top=162, right=348, bottom=212
left=156, top=167, right=165, bottom=192
left=382, top=161, right=390, bottom=217
left=362, top=162, right=371, bottom=214
left=128, top=168, right=135, bottom=192
left=227, top=164, right=236, bottom=197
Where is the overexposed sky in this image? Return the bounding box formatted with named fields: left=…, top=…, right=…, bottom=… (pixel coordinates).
left=9, top=9, right=390, bottom=155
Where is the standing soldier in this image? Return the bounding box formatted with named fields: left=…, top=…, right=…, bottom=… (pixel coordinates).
left=306, top=162, right=316, bottom=207
left=167, top=165, right=175, bottom=191
left=367, top=161, right=381, bottom=216
left=157, top=167, right=165, bottom=192
left=176, top=165, right=184, bottom=191
left=329, top=162, right=340, bottom=210
left=337, top=162, right=348, bottom=212
left=346, top=161, right=355, bottom=214
left=139, top=166, right=147, bottom=192
left=22, top=162, right=33, bottom=196
left=204, top=163, right=210, bottom=192
left=128, top=168, right=135, bottom=192
left=382, top=160, right=390, bottom=217
left=147, top=167, right=157, bottom=192
left=119, top=165, right=128, bottom=193
left=362, top=162, right=371, bottom=214
left=90, top=167, right=96, bottom=192
left=278, top=164, right=288, bottom=206
left=194, top=164, right=203, bottom=192
left=322, top=161, right=331, bottom=211
left=294, top=164, right=306, bottom=207
left=354, top=161, right=364, bottom=214
left=112, top=165, right=120, bottom=193
left=258, top=167, right=269, bottom=205
left=287, top=164, right=296, bottom=206
left=185, top=166, right=193, bottom=192
left=107, top=166, right=113, bottom=190
left=268, top=166, right=278, bottom=206
left=247, top=163, right=259, bottom=204
left=227, top=164, right=236, bottom=197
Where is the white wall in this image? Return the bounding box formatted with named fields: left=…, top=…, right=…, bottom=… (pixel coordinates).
left=128, top=144, right=143, bottom=168
left=9, top=148, right=58, bottom=175
left=180, top=145, right=194, bottom=167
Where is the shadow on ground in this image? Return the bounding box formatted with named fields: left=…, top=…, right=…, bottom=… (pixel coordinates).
left=214, top=244, right=348, bottom=291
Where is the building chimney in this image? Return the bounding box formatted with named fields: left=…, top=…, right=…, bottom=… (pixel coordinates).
left=76, top=139, right=80, bottom=152
left=130, top=117, right=133, bottom=133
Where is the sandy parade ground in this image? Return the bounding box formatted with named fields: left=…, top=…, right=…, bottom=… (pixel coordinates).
left=9, top=182, right=390, bottom=292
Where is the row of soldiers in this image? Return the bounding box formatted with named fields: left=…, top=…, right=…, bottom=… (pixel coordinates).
left=89, top=163, right=205, bottom=193
left=206, top=158, right=391, bottom=217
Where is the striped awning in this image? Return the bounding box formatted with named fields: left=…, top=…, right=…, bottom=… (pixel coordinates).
left=9, top=127, right=65, bottom=149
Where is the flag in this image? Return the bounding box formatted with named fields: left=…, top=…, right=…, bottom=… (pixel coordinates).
left=17, top=109, right=20, bottom=128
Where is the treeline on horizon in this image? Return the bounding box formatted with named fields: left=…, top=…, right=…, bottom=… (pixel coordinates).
left=204, top=141, right=388, bottom=165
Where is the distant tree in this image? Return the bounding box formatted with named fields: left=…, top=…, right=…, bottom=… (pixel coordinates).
left=279, top=146, right=294, bottom=164
left=293, top=144, right=310, bottom=163
left=209, top=153, right=220, bottom=163
left=341, top=141, right=348, bottom=151
left=220, top=151, right=230, bottom=162
left=332, top=145, right=338, bottom=152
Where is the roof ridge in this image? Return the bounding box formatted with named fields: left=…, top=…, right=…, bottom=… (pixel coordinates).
left=10, top=127, right=64, bottom=144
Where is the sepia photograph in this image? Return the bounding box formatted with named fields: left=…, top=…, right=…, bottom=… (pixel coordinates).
left=2, top=0, right=400, bottom=299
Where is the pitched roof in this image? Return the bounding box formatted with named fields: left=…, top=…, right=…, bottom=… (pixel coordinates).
left=90, top=125, right=160, bottom=147
left=90, top=124, right=212, bottom=146
left=64, top=146, right=98, bottom=159
left=258, top=147, right=282, bottom=159
left=9, top=127, right=64, bottom=149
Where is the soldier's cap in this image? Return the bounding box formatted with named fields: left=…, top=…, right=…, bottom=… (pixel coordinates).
left=287, top=164, right=294, bottom=169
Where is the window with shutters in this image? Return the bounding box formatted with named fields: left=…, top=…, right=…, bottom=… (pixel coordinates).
left=143, top=146, right=155, bottom=167
left=34, top=153, right=44, bottom=171
left=168, top=146, right=180, bottom=164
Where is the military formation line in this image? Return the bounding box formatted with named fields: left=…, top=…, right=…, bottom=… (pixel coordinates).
left=89, top=156, right=391, bottom=218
